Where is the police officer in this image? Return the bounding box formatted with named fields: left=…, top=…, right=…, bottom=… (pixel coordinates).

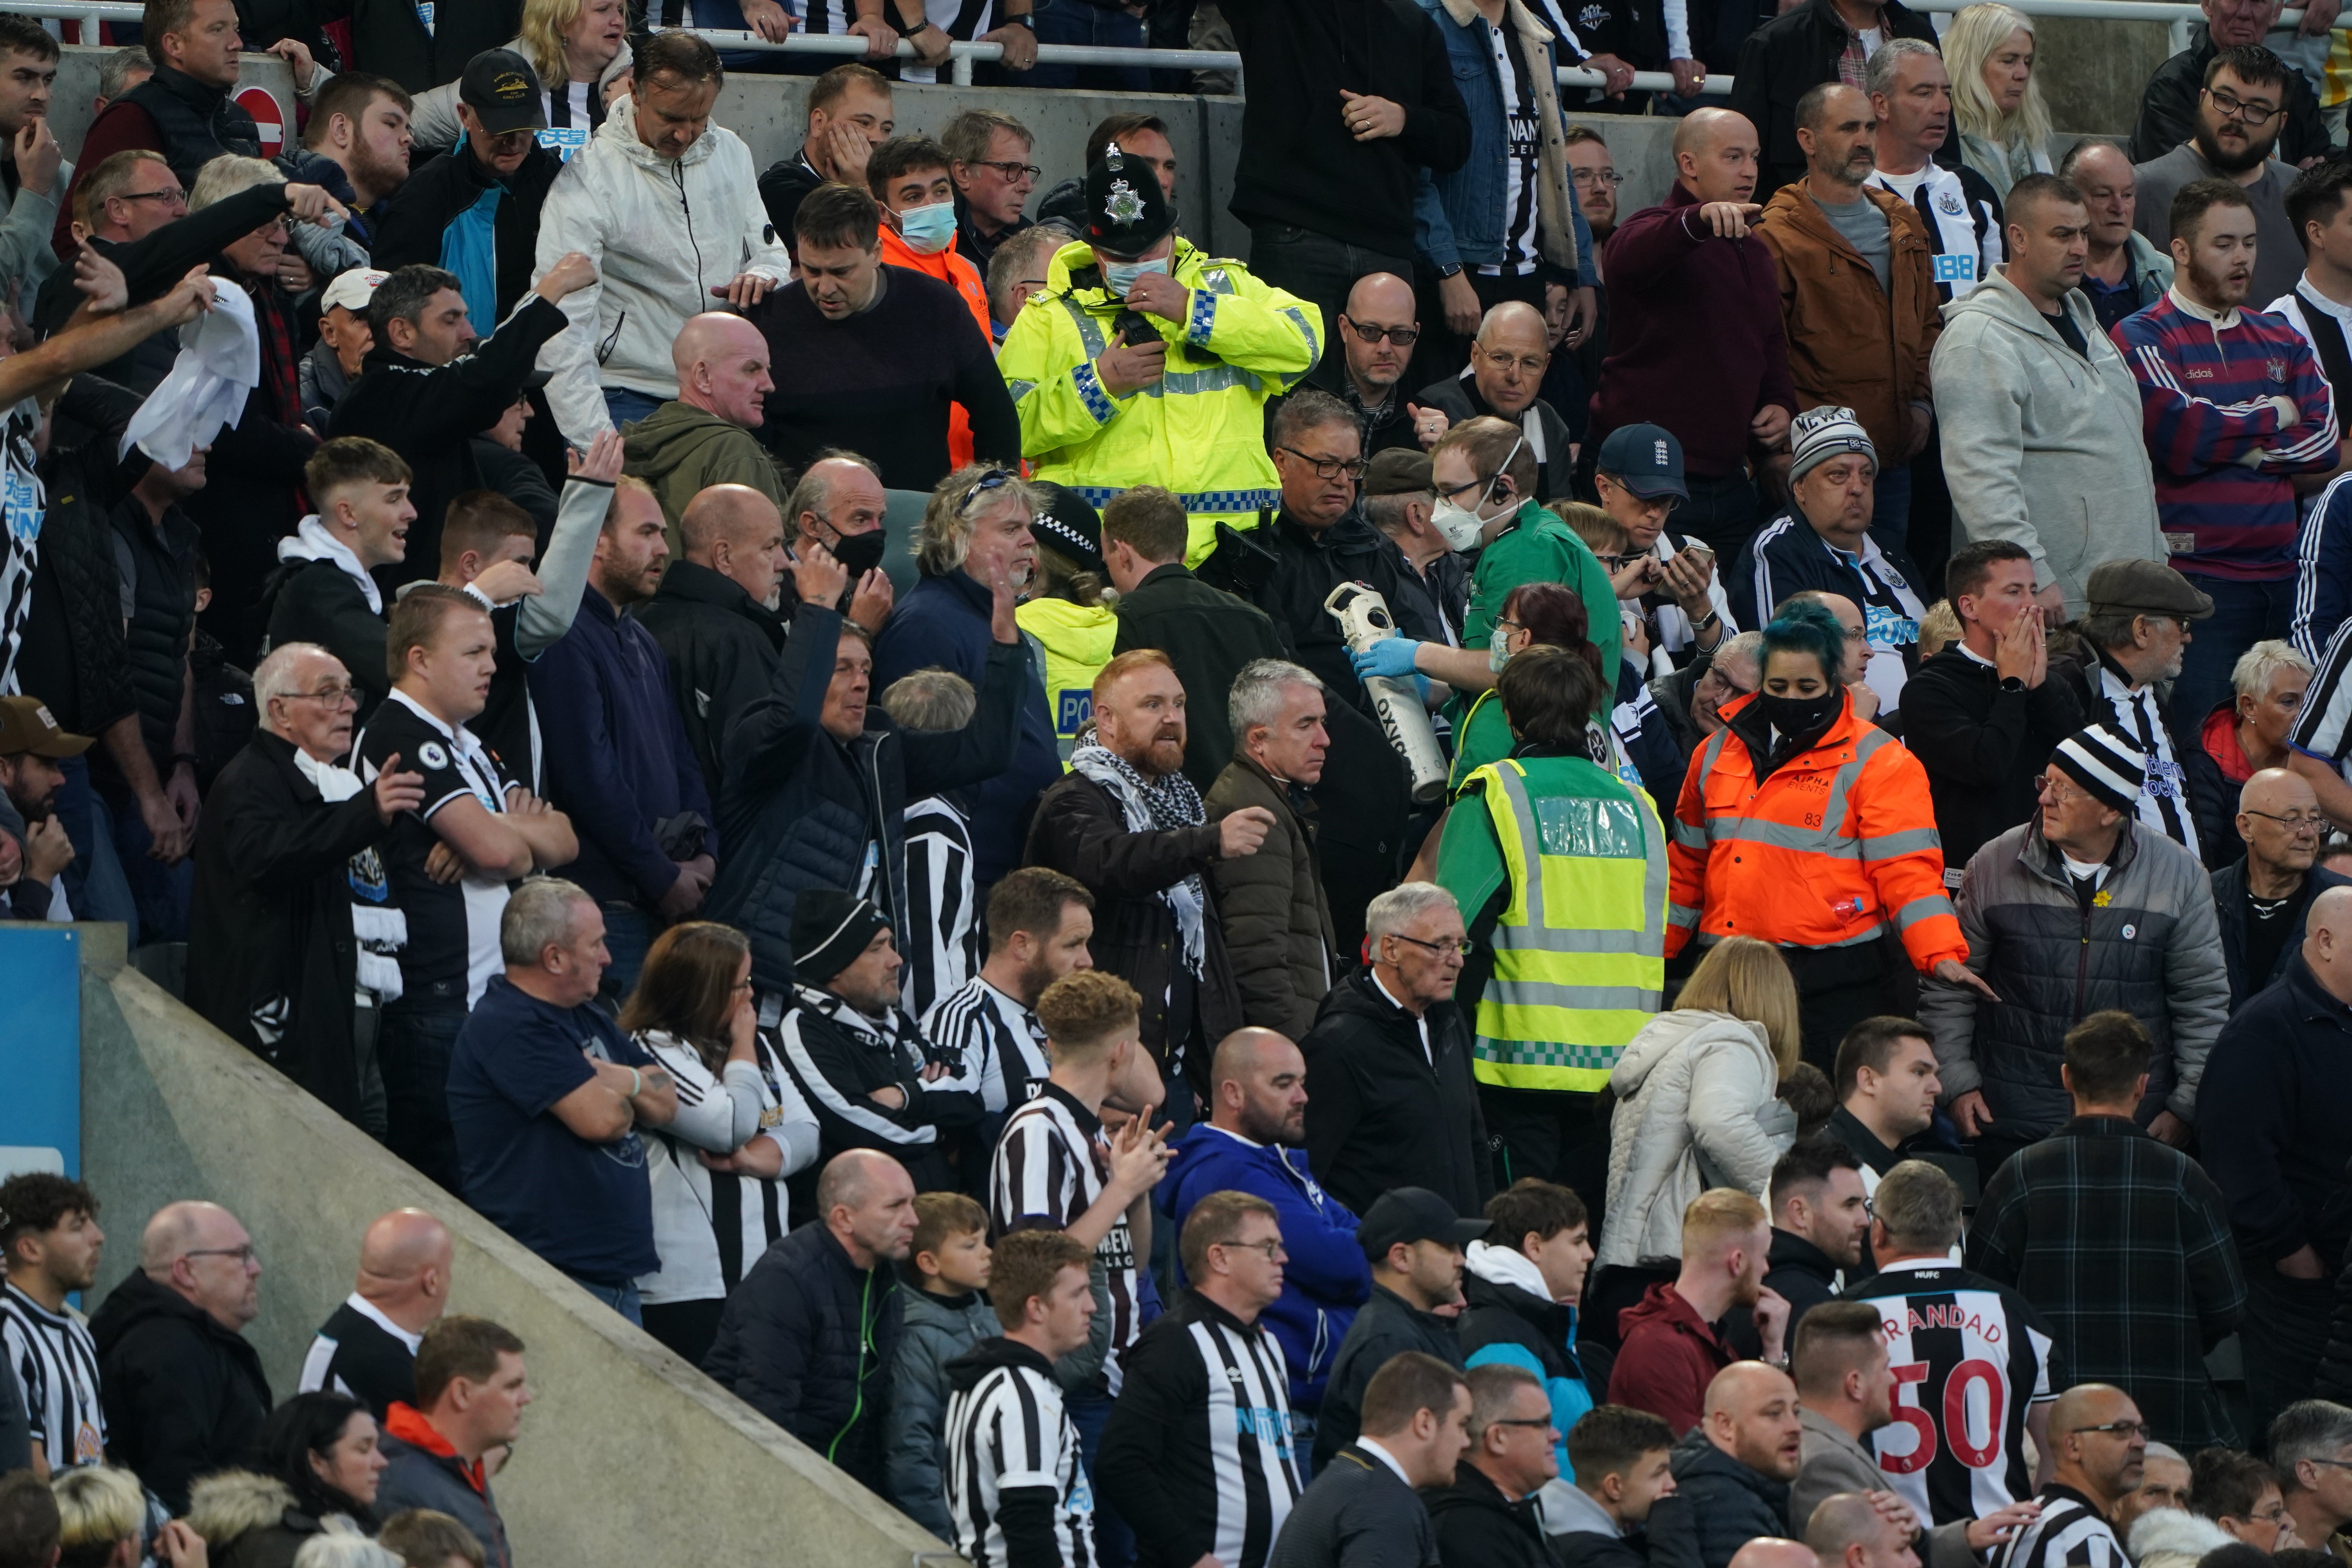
left=998, top=143, right=1323, bottom=568
left=1015, top=483, right=1117, bottom=760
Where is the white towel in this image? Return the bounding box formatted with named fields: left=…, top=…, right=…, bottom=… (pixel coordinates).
left=120, top=283, right=258, bottom=468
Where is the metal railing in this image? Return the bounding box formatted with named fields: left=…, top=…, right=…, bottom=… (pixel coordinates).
left=8, top=0, right=139, bottom=38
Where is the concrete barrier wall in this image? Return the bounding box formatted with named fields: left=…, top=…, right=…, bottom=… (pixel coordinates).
left=80, top=948, right=945, bottom=1568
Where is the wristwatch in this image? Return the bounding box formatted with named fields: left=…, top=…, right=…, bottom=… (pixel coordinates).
left=1436, top=262, right=1463, bottom=280
left=1999, top=675, right=2027, bottom=693
left=1003, top=11, right=1033, bottom=26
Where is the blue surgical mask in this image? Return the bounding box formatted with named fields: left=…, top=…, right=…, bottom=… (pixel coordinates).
left=1102, top=255, right=1169, bottom=294
left=897, top=200, right=957, bottom=256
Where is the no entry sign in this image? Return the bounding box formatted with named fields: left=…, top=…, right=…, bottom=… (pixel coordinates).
left=236, top=86, right=286, bottom=157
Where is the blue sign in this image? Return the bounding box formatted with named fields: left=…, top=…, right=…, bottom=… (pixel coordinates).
left=537, top=127, right=590, bottom=163
left=0, top=927, right=80, bottom=1179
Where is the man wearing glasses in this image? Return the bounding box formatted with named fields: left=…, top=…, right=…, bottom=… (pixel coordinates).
left=2212, top=767, right=2348, bottom=1008
left=1988, top=1383, right=2144, bottom=1568
left=2049, top=561, right=2217, bottom=860
left=1327, top=272, right=1433, bottom=458
left=1414, top=301, right=1575, bottom=503
left=189, top=643, right=425, bottom=1136
left=2132, top=0, right=2331, bottom=168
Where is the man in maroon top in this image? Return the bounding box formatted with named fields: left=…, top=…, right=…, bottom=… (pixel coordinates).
left=1607, top=1190, right=1791, bottom=1436
left=1588, top=107, right=1796, bottom=568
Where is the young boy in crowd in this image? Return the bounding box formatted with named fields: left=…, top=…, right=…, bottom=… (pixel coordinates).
left=889, top=1191, right=999, bottom=1539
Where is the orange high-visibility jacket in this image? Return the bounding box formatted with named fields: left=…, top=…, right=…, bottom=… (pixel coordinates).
left=1665, top=691, right=1965, bottom=971
left=881, top=226, right=993, bottom=469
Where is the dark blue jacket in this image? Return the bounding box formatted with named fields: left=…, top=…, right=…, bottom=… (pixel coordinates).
left=872, top=570, right=1060, bottom=885
left=527, top=585, right=713, bottom=911
left=1161, top=1123, right=1370, bottom=1410
left=2200, top=953, right=2352, bottom=1272
left=2211, top=861, right=2352, bottom=1012
left=707, top=604, right=1022, bottom=996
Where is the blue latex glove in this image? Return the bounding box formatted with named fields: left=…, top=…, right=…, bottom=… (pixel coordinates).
left=1349, top=637, right=1423, bottom=682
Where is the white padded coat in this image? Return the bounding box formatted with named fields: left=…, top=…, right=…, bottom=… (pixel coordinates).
left=1596, top=1007, right=1795, bottom=1271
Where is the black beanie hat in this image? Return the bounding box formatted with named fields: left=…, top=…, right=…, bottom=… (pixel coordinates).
left=791, top=888, right=891, bottom=983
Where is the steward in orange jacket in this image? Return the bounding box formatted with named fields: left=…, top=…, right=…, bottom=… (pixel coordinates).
left=1668, top=677, right=1964, bottom=1071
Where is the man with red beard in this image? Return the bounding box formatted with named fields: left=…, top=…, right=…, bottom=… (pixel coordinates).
left=2112, top=172, right=2336, bottom=728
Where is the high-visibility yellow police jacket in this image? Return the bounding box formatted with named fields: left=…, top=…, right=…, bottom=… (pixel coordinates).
left=998, top=236, right=1321, bottom=568
left=1436, top=751, right=1671, bottom=1092
left=1015, top=595, right=1118, bottom=762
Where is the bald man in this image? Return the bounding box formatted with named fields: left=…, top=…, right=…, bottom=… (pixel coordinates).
left=1755, top=83, right=1941, bottom=550
left=621, top=311, right=787, bottom=535
left=1329, top=273, right=1434, bottom=457
left=1416, top=302, right=1574, bottom=501
left=635, top=483, right=793, bottom=802
left=88, top=1201, right=272, bottom=1513
left=1806, top=1494, right=1913, bottom=1568
left=301, top=1209, right=455, bottom=1418
left=1991, top=1385, right=2141, bottom=1568
left=2203, top=884, right=2352, bottom=1432
left=1660, top=1363, right=1807, bottom=1568
left=782, top=453, right=896, bottom=635
left=1163, top=1027, right=1372, bottom=1409
left=1730, top=1541, right=1821, bottom=1568
left=1590, top=109, right=1796, bottom=566
left=2215, top=768, right=2350, bottom=1010
left=706, top=1149, right=916, bottom=1492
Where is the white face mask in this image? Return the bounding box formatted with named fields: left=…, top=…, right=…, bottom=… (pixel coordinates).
left=1433, top=434, right=1527, bottom=552
left=1488, top=638, right=1512, bottom=673
left=1102, top=255, right=1169, bottom=294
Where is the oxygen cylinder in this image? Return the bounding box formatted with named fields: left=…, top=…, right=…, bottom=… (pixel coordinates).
left=1324, top=581, right=1448, bottom=806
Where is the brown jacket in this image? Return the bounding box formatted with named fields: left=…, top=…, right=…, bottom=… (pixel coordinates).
left=1756, top=181, right=1942, bottom=462
left=1204, top=752, right=1337, bottom=1041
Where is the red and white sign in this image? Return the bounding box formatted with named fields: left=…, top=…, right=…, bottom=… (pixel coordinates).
left=235, top=86, right=286, bottom=158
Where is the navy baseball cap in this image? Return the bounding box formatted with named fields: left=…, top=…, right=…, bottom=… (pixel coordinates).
left=1595, top=423, right=1688, bottom=501
left=1357, top=1187, right=1489, bottom=1259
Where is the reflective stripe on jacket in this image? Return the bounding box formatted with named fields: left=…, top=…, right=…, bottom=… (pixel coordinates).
left=998, top=237, right=1321, bottom=566
left=1665, top=690, right=1964, bottom=970
left=1465, top=755, right=1667, bottom=1091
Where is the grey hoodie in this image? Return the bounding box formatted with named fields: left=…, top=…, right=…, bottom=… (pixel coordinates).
left=1931, top=263, right=2165, bottom=619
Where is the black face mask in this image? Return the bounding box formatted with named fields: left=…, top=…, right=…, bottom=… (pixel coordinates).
left=825, top=526, right=888, bottom=583
left=1756, top=688, right=1843, bottom=737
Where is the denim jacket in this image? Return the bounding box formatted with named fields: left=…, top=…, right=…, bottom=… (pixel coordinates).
left=1412, top=0, right=1596, bottom=283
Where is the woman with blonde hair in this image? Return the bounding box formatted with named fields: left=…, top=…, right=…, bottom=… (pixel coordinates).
left=621, top=920, right=820, bottom=1365
left=407, top=0, right=634, bottom=154
left=1595, top=936, right=1802, bottom=1277
left=1946, top=4, right=2054, bottom=195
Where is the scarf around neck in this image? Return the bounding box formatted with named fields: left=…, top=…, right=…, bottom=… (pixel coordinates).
left=1070, top=741, right=1207, bottom=978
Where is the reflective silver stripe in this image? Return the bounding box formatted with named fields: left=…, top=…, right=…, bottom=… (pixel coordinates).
left=1488, top=765, right=1548, bottom=929
left=1706, top=815, right=1860, bottom=855
left=1059, top=296, right=1108, bottom=357
left=1860, top=828, right=1942, bottom=859
left=1895, top=893, right=1956, bottom=931
left=1819, top=726, right=1895, bottom=837
left=1483, top=924, right=1660, bottom=955
left=1486, top=979, right=1663, bottom=1013
left=1007, top=379, right=1037, bottom=401
left=1638, top=794, right=1671, bottom=933
left=1670, top=817, right=1708, bottom=850
left=1146, top=363, right=1267, bottom=396
left=1668, top=901, right=1702, bottom=928
left=1815, top=924, right=1892, bottom=949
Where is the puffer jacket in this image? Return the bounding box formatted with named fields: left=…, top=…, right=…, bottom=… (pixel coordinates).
left=998, top=236, right=1319, bottom=567
left=1754, top=181, right=1941, bottom=467
left=407, top=35, right=635, bottom=152
left=705, top=604, right=1022, bottom=997
left=1651, top=1428, right=1791, bottom=1568
left=703, top=1220, right=904, bottom=1495
left=534, top=98, right=792, bottom=444
left=1931, top=265, right=2165, bottom=619
left=1205, top=752, right=1337, bottom=1042
left=1597, top=1009, right=1795, bottom=1272
left=886, top=1283, right=997, bottom=1539
left=1918, top=817, right=2231, bottom=1139
left=2127, top=1509, right=2237, bottom=1568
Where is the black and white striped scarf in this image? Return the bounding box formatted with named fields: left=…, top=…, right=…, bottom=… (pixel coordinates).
left=1071, top=741, right=1207, bottom=978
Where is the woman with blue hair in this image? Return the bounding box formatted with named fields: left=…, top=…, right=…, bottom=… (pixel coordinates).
left=1663, top=599, right=1981, bottom=1070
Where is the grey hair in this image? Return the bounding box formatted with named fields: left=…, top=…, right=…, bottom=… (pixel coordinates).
left=1363, top=491, right=1429, bottom=536
left=2232, top=638, right=2313, bottom=702
left=1465, top=1362, right=1543, bottom=1440
left=253, top=642, right=342, bottom=722
left=189, top=153, right=282, bottom=212
left=1229, top=659, right=1322, bottom=747
left=1714, top=629, right=1765, bottom=680
left=1366, top=881, right=1460, bottom=943
left=97, top=44, right=151, bottom=101
left=1864, top=36, right=1940, bottom=100
left=2273, top=1402, right=2352, bottom=1489
left=1873, top=1159, right=1963, bottom=1252
left=784, top=447, right=883, bottom=535
left=882, top=668, right=976, bottom=732
left=2144, top=1441, right=2188, bottom=1468
left=499, top=875, right=595, bottom=967
left=918, top=463, right=1037, bottom=578
left=292, top=1521, right=403, bottom=1568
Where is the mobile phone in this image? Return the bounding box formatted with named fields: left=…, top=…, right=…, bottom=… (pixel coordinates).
left=1683, top=543, right=1716, bottom=573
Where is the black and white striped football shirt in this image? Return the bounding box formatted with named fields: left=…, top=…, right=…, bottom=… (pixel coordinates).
left=1991, top=1484, right=2127, bottom=1568
left=2291, top=616, right=2352, bottom=773
left=947, top=1339, right=1095, bottom=1568
left=990, top=1083, right=1140, bottom=1395
left=1, top=1282, right=103, bottom=1471
left=2089, top=658, right=2199, bottom=858
left=926, top=976, right=1052, bottom=1115
left=902, top=794, right=980, bottom=1020
left=1098, top=1291, right=1303, bottom=1568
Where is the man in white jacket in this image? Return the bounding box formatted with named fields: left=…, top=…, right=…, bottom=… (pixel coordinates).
left=1932, top=174, right=2164, bottom=622
left=534, top=31, right=790, bottom=445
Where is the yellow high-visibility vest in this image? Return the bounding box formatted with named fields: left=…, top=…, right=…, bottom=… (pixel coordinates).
left=1015, top=596, right=1118, bottom=762
left=1466, top=756, right=1670, bottom=1091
